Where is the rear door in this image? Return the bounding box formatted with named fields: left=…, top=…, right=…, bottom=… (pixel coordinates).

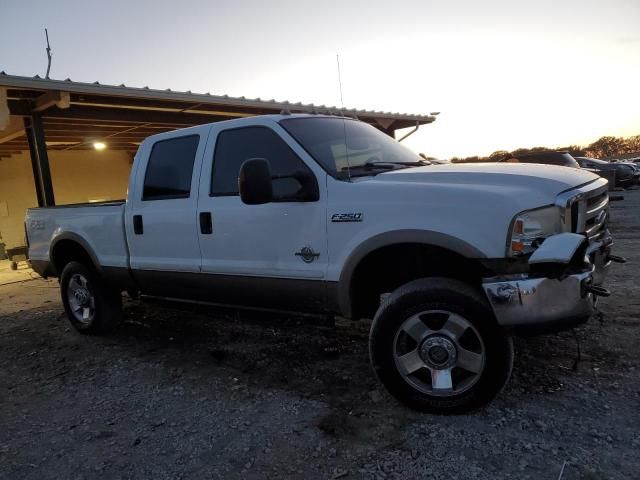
left=125, top=126, right=210, bottom=293
left=195, top=119, right=328, bottom=312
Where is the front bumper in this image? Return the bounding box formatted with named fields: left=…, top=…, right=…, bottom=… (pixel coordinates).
left=482, top=233, right=612, bottom=335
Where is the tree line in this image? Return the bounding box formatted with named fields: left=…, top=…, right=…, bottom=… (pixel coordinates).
left=451, top=134, right=640, bottom=163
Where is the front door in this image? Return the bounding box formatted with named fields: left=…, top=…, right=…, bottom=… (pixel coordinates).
left=196, top=121, right=328, bottom=312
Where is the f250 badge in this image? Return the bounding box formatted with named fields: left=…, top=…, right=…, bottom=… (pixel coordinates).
left=331, top=212, right=363, bottom=223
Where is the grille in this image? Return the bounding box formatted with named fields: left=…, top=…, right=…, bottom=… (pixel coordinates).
left=571, top=186, right=608, bottom=237
left=556, top=178, right=609, bottom=239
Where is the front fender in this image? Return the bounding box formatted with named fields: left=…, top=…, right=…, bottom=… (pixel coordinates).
left=335, top=230, right=486, bottom=318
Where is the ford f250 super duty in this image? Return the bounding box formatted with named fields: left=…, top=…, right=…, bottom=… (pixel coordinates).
left=25, top=114, right=620, bottom=413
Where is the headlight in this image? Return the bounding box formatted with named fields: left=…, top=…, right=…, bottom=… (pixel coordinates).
left=508, top=206, right=564, bottom=256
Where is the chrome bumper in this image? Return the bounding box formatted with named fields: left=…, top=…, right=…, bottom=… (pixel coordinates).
left=483, top=233, right=612, bottom=334
left=483, top=270, right=595, bottom=332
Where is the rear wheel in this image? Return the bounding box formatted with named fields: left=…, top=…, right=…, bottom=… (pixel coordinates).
left=60, top=261, right=122, bottom=334
left=370, top=277, right=513, bottom=414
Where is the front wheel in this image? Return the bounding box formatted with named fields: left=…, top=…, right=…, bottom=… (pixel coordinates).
left=369, top=277, right=513, bottom=414
left=60, top=261, right=123, bottom=334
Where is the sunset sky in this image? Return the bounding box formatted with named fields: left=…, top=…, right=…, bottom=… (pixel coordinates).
left=1, top=0, right=639, bottom=158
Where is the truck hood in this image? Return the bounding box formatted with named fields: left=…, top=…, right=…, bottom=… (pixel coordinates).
left=328, top=162, right=605, bottom=259
left=367, top=162, right=599, bottom=198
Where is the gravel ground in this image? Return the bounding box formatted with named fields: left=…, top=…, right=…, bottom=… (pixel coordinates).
left=1, top=188, right=639, bottom=480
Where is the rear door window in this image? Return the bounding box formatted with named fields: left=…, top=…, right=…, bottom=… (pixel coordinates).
left=143, top=135, right=200, bottom=201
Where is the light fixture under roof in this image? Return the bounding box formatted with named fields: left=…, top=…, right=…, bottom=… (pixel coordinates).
left=93, top=142, right=106, bottom=150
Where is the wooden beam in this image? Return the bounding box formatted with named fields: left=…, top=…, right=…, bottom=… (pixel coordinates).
left=33, top=91, right=71, bottom=112
left=42, top=127, right=173, bottom=136
left=0, top=153, right=23, bottom=160
left=46, top=145, right=137, bottom=152
left=43, top=119, right=187, bottom=129
left=0, top=144, right=28, bottom=150
left=0, top=115, right=26, bottom=144
left=1, top=136, right=28, bottom=143
left=69, top=93, right=265, bottom=116
left=40, top=105, right=232, bottom=125
left=0, top=129, right=25, bottom=143
left=41, top=125, right=175, bottom=134
left=43, top=136, right=147, bottom=142
left=42, top=130, right=151, bottom=137
left=44, top=140, right=142, bottom=146
left=71, top=101, right=254, bottom=118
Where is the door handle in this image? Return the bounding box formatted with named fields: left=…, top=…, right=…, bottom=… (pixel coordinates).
left=133, top=215, right=143, bottom=235
left=199, top=212, right=213, bottom=234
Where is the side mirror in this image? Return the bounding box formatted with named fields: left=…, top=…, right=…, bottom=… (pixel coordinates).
left=239, top=158, right=273, bottom=205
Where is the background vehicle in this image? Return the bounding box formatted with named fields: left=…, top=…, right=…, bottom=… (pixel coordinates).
left=501, top=151, right=580, bottom=168
left=576, top=157, right=637, bottom=188
left=25, top=115, right=615, bottom=414
left=626, top=162, right=640, bottom=184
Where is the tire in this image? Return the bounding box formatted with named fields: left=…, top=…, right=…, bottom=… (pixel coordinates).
left=60, top=261, right=123, bottom=334
left=10, top=261, right=18, bottom=271
left=369, top=277, right=513, bottom=414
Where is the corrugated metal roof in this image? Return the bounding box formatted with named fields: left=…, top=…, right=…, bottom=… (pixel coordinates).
left=0, top=72, right=436, bottom=124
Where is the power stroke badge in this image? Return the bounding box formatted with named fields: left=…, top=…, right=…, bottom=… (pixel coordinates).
left=331, top=213, right=363, bottom=223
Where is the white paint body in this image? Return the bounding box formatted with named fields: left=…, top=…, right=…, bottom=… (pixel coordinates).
left=26, top=114, right=602, bottom=293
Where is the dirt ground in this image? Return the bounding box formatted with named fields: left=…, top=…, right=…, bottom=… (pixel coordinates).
left=1, top=189, right=639, bottom=480
left=0, top=259, right=36, bottom=286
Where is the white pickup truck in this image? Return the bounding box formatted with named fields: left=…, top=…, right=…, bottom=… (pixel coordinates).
left=25, top=114, right=618, bottom=413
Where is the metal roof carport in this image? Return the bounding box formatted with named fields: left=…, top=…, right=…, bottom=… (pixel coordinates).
left=0, top=73, right=436, bottom=207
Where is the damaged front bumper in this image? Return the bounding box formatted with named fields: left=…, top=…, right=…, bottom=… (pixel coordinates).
left=483, top=232, right=616, bottom=335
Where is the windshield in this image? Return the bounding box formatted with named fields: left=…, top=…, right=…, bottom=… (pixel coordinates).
left=280, top=117, right=423, bottom=179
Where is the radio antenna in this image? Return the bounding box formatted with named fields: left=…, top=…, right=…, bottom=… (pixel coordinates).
left=44, top=28, right=52, bottom=79
left=336, top=54, right=351, bottom=181
left=336, top=54, right=346, bottom=110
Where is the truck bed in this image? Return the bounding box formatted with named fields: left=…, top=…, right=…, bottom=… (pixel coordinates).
left=30, top=200, right=126, bottom=209
left=26, top=201, right=129, bottom=276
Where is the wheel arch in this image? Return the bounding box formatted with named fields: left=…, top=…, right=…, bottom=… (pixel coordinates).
left=336, top=230, right=488, bottom=319
left=49, top=232, right=103, bottom=277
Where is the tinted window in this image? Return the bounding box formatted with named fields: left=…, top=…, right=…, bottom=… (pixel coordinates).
left=211, top=126, right=313, bottom=199
left=143, top=135, right=199, bottom=200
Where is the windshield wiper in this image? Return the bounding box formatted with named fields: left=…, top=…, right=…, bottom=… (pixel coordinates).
left=375, top=161, right=428, bottom=167
left=340, top=160, right=427, bottom=177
